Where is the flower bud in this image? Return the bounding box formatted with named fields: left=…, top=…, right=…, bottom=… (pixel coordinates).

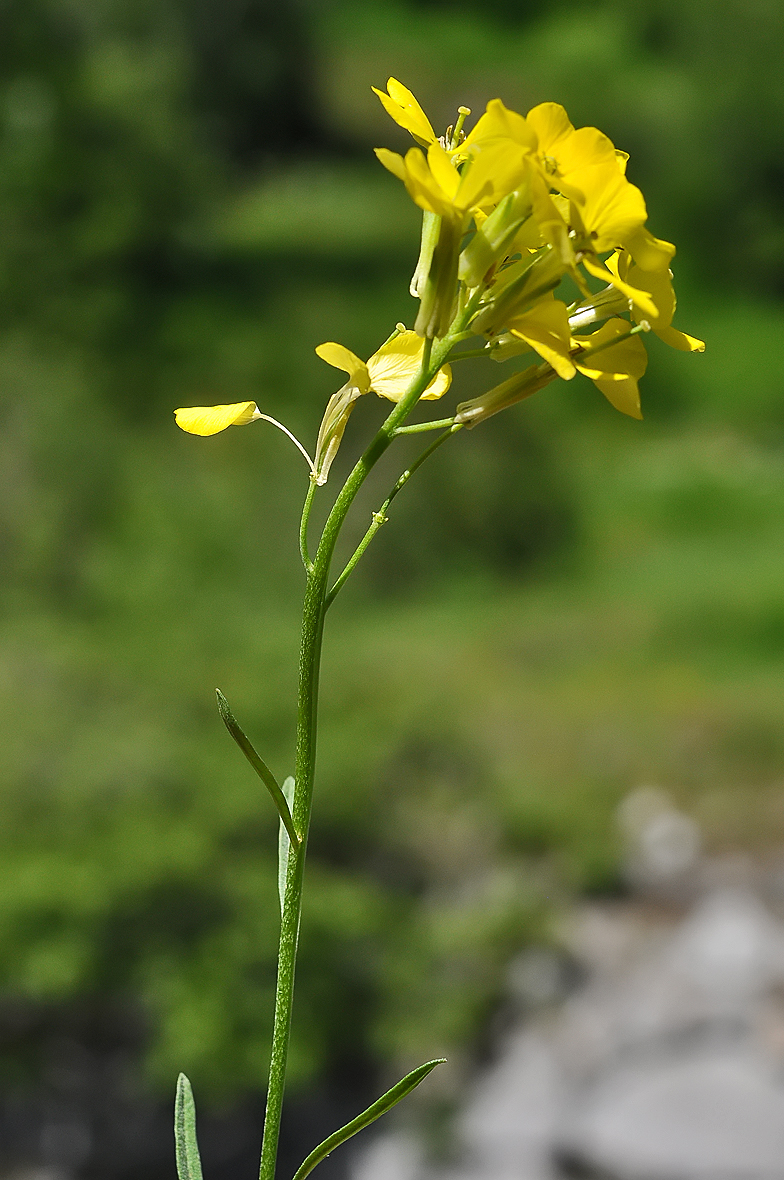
left=455, top=364, right=555, bottom=427
left=471, top=247, right=564, bottom=337
left=414, top=215, right=463, bottom=338
left=458, top=187, right=533, bottom=289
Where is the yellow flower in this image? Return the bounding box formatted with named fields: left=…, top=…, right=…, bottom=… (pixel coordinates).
left=518, top=104, right=650, bottom=292
left=526, top=103, right=619, bottom=201
left=375, top=137, right=529, bottom=224
left=313, top=329, right=452, bottom=482
left=372, top=78, right=437, bottom=147
left=459, top=99, right=537, bottom=157
left=505, top=298, right=576, bottom=380
left=571, top=318, right=649, bottom=419
left=569, top=162, right=648, bottom=255
left=607, top=250, right=705, bottom=353
left=174, top=401, right=261, bottom=436
left=316, top=331, right=451, bottom=403
left=581, top=253, right=659, bottom=321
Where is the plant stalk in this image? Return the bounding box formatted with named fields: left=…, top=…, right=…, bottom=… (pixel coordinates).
left=258, top=332, right=455, bottom=1180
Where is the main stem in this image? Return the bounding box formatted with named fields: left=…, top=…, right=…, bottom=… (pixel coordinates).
left=258, top=335, right=455, bottom=1180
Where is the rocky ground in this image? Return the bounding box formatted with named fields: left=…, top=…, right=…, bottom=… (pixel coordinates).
left=353, top=791, right=784, bottom=1180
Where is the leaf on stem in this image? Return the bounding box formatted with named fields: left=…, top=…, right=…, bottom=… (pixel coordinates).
left=215, top=690, right=300, bottom=849
left=175, top=1073, right=204, bottom=1180
left=291, top=1059, right=446, bottom=1180
left=278, top=775, right=296, bottom=917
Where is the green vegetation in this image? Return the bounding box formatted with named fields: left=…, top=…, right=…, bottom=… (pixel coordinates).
left=1, top=0, right=783, bottom=1104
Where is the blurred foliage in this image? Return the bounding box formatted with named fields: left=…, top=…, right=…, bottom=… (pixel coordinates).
left=0, top=0, right=783, bottom=1110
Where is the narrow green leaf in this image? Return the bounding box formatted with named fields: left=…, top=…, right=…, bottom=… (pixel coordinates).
left=291, top=1059, right=446, bottom=1180
left=278, top=775, right=296, bottom=916
left=174, top=1073, right=204, bottom=1180
left=216, top=690, right=300, bottom=849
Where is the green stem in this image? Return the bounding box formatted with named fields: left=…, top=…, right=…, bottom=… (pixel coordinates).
left=394, top=417, right=456, bottom=435
left=448, top=347, right=490, bottom=361
left=326, top=423, right=463, bottom=606
left=300, top=478, right=317, bottom=572
left=258, top=331, right=452, bottom=1180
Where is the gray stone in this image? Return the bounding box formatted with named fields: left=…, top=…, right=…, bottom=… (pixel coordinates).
left=560, top=1047, right=784, bottom=1179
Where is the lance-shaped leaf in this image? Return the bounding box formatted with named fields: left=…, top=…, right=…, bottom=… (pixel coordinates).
left=216, top=690, right=300, bottom=849
left=174, top=1073, right=204, bottom=1180
left=292, top=1059, right=446, bottom=1180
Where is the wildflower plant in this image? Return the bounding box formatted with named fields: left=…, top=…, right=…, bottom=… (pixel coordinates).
left=172, top=80, right=703, bottom=1180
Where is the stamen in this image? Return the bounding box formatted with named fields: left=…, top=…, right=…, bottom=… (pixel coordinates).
left=450, top=105, right=471, bottom=149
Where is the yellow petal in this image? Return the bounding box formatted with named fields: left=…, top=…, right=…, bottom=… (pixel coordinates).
left=551, top=126, right=618, bottom=182
left=315, top=342, right=371, bottom=392
left=462, top=99, right=537, bottom=154
left=593, top=374, right=642, bottom=419
left=526, top=103, right=574, bottom=155
left=569, top=164, right=647, bottom=250
left=375, top=146, right=453, bottom=217
left=372, top=78, right=436, bottom=147
left=373, top=146, right=407, bottom=183
left=366, top=330, right=452, bottom=401
left=508, top=299, right=576, bottom=380
left=655, top=325, right=705, bottom=352
left=573, top=318, right=648, bottom=382
left=457, top=138, right=530, bottom=211
left=616, top=258, right=704, bottom=351
left=420, top=363, right=453, bottom=400
left=427, top=141, right=461, bottom=203
left=583, top=256, right=659, bottom=321
left=624, top=226, right=675, bottom=271
left=573, top=320, right=645, bottom=418
left=174, top=401, right=260, bottom=436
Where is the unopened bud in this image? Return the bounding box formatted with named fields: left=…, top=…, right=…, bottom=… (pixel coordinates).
left=414, top=215, right=463, bottom=338
left=456, top=364, right=555, bottom=427
left=459, top=188, right=533, bottom=289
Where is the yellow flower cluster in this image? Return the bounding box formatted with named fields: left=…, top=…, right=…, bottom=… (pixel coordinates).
left=173, top=79, right=703, bottom=466
left=374, top=78, right=703, bottom=421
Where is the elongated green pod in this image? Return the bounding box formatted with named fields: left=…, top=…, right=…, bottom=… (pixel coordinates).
left=292, top=1058, right=446, bottom=1180
left=216, top=690, right=300, bottom=849
left=175, top=1073, right=204, bottom=1180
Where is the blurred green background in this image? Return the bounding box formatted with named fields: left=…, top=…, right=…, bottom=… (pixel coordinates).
left=0, top=0, right=783, bottom=1172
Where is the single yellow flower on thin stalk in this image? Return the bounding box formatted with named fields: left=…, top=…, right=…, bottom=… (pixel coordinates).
left=174, top=403, right=316, bottom=471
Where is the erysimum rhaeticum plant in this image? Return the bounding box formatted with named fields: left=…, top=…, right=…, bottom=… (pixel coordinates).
left=172, top=79, right=704, bottom=1180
